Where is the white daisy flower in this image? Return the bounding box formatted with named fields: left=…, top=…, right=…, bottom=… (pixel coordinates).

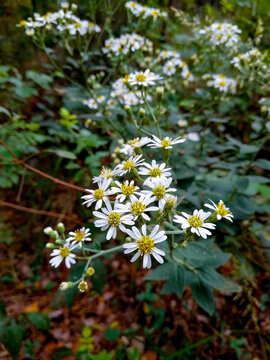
left=49, top=243, right=77, bottom=269
left=123, top=224, right=167, bottom=269
left=142, top=177, right=177, bottom=209
left=117, top=194, right=159, bottom=221
left=110, top=180, right=140, bottom=202
left=138, top=160, right=171, bottom=183
left=207, top=74, right=237, bottom=93
left=148, top=135, right=186, bottom=149
left=66, top=227, right=92, bottom=248
left=86, top=98, right=98, bottom=109
left=120, top=137, right=151, bottom=156
left=93, top=201, right=134, bottom=240
left=117, top=154, right=144, bottom=176
left=162, top=61, right=177, bottom=76
left=92, top=167, right=121, bottom=183
left=81, top=178, right=112, bottom=210
left=128, top=69, right=162, bottom=87
left=173, top=209, right=216, bottom=239
left=204, top=200, right=234, bottom=222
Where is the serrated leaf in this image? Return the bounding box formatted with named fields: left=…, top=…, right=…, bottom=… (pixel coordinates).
left=160, top=263, right=185, bottom=298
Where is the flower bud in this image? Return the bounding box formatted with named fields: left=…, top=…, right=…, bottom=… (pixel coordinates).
left=44, top=227, right=53, bottom=235
left=86, top=267, right=95, bottom=276
left=55, top=239, right=64, bottom=245
left=57, top=222, right=65, bottom=234
left=60, top=281, right=73, bottom=291
left=51, top=230, right=60, bottom=240
left=125, top=237, right=132, bottom=243
left=124, top=105, right=132, bottom=119
left=156, top=86, right=164, bottom=103
left=46, top=243, right=55, bottom=249
left=71, top=3, right=78, bottom=11
left=139, top=107, right=145, bottom=120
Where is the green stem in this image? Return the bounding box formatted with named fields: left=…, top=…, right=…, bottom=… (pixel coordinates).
left=142, top=90, right=161, bottom=138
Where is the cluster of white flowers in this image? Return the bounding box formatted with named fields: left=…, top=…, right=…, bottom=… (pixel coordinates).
left=199, top=22, right=241, bottom=47
left=17, top=3, right=100, bottom=37
left=205, top=74, right=237, bottom=93
left=231, top=48, right=263, bottom=68
left=162, top=59, right=194, bottom=81
left=125, top=1, right=167, bottom=20
left=103, top=33, right=153, bottom=56
left=84, top=95, right=105, bottom=110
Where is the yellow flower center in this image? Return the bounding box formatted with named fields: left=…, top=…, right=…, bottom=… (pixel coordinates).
left=149, top=168, right=162, bottom=177
left=220, top=74, right=225, bottom=79
left=129, top=138, right=141, bottom=148
left=168, top=66, right=172, bottom=70
left=78, top=281, right=88, bottom=292
left=130, top=201, right=146, bottom=216
left=19, top=20, right=26, bottom=27
left=187, top=72, right=191, bottom=78
left=123, top=160, right=134, bottom=171
left=216, top=202, right=231, bottom=216
left=75, top=22, right=81, bottom=28
left=121, top=184, right=136, bottom=196
left=74, top=229, right=85, bottom=242
left=60, top=247, right=70, bottom=258
left=100, top=168, right=112, bottom=178
left=182, top=61, right=187, bottom=67
left=218, top=34, right=223, bottom=40
left=107, top=212, right=121, bottom=226
left=160, top=138, right=171, bottom=148
left=131, top=2, right=136, bottom=7
left=135, top=73, right=146, bottom=83
left=137, top=235, right=155, bottom=254
left=94, top=189, right=104, bottom=200
left=153, top=185, right=166, bottom=200
left=88, top=22, right=94, bottom=27
left=151, top=10, right=158, bottom=17
left=219, top=81, right=226, bottom=87
left=188, top=215, right=203, bottom=228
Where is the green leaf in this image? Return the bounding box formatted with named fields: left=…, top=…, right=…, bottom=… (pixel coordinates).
left=0, top=318, right=25, bottom=359
left=27, top=312, right=50, bottom=331
left=161, top=263, right=185, bottom=298
left=0, top=106, right=11, bottom=117
left=48, top=149, right=77, bottom=160
left=82, top=325, right=92, bottom=338
left=103, top=327, right=120, bottom=341
left=145, top=262, right=172, bottom=280
left=191, top=282, right=214, bottom=315
left=255, top=159, right=270, bottom=170
left=197, top=266, right=226, bottom=289
left=91, top=350, right=114, bottom=360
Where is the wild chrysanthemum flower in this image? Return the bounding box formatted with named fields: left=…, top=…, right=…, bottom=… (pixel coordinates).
left=138, top=160, right=171, bottom=183
left=110, top=180, right=140, bottom=202
left=123, top=224, right=167, bottom=269
left=128, top=69, right=162, bottom=87
left=92, top=167, right=120, bottom=183
left=93, top=201, right=134, bottom=240
left=173, top=209, right=216, bottom=239
left=148, top=135, right=185, bottom=149
left=143, top=177, right=177, bottom=209
left=117, top=154, right=144, bottom=176
left=207, top=74, right=237, bottom=93
left=82, top=178, right=112, bottom=210
left=78, top=281, right=88, bottom=292
left=66, top=227, right=92, bottom=248
left=117, top=194, right=159, bottom=221
left=199, top=22, right=241, bottom=47
left=204, top=200, right=234, bottom=222
left=49, top=243, right=77, bottom=268
left=120, top=137, right=151, bottom=156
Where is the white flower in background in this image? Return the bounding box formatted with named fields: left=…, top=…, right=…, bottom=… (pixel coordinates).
left=231, top=49, right=262, bottom=68
left=103, top=33, right=152, bottom=56
left=117, top=194, right=159, bottom=221
left=117, top=154, right=144, bottom=175
left=159, top=50, right=181, bottom=60
left=186, top=132, right=200, bottom=142
left=120, top=137, right=151, bottom=156
left=123, top=224, right=167, bottom=269
left=162, top=61, right=177, bottom=76
left=86, top=98, right=98, bottom=109
left=81, top=178, right=112, bottom=209
left=66, top=227, right=92, bottom=248
left=138, top=160, right=171, bottom=183
left=129, top=69, right=162, bottom=87
left=204, top=200, right=234, bottom=222
left=173, top=209, right=216, bottom=239
left=92, top=167, right=121, bottom=183
left=177, top=119, right=188, bottom=127
left=110, top=180, right=140, bottom=202
left=125, top=2, right=167, bottom=20
left=199, top=22, right=241, bottom=47
left=93, top=201, right=134, bottom=240
left=207, top=74, right=237, bottom=93
left=182, top=67, right=194, bottom=82
left=149, top=135, right=186, bottom=149
left=49, top=243, right=77, bottom=268
left=259, top=98, right=270, bottom=116
left=125, top=1, right=144, bottom=17
left=143, top=177, right=177, bottom=209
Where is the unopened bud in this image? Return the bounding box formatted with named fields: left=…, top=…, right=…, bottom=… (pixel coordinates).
left=51, top=230, right=59, bottom=240
left=156, top=86, right=164, bottom=102
left=71, top=3, right=78, bottom=11
left=55, top=239, right=64, bottom=245
left=124, top=105, right=132, bottom=118
left=57, top=222, right=65, bottom=234
left=86, top=267, right=95, bottom=276
left=60, top=281, right=73, bottom=291
left=44, top=227, right=53, bottom=236
left=46, top=243, right=55, bottom=249
left=125, top=237, right=132, bottom=242
left=139, top=107, right=146, bottom=120
left=182, top=240, right=188, bottom=248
